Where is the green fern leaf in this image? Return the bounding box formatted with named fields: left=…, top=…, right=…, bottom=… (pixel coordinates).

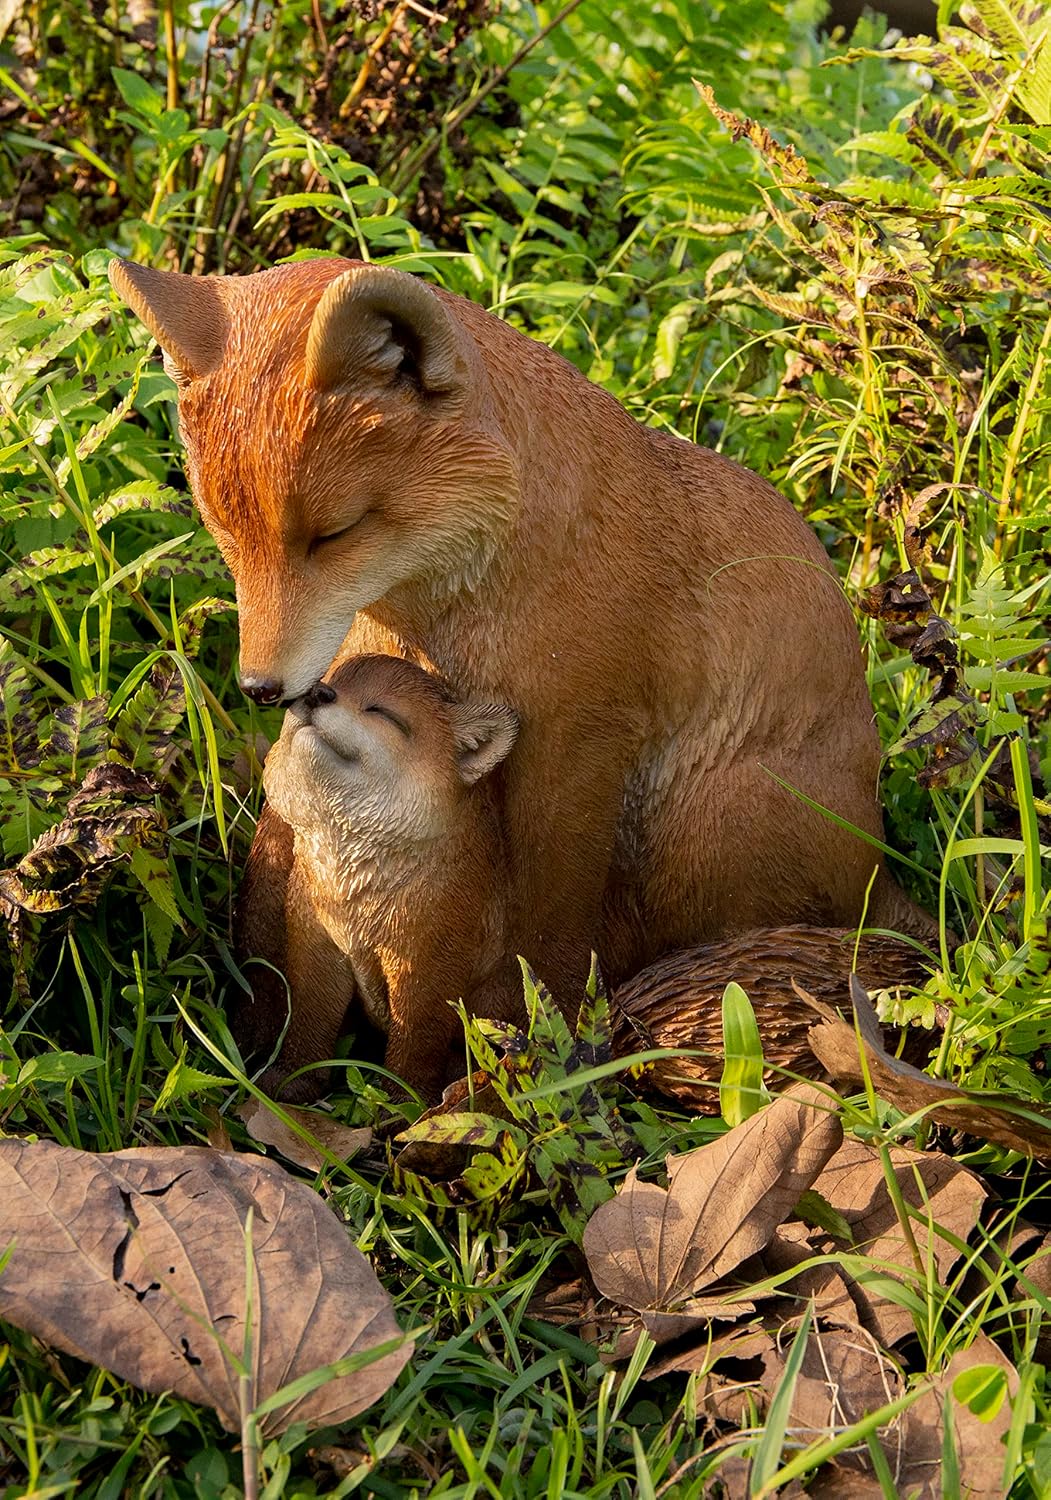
left=110, top=659, right=186, bottom=772
left=0, top=644, right=42, bottom=776
left=960, top=0, right=1037, bottom=57
left=0, top=544, right=93, bottom=609
left=38, top=696, right=110, bottom=781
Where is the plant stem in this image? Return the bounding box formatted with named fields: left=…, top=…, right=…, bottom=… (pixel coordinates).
left=241, top=1403, right=259, bottom=1500
left=994, top=312, right=1051, bottom=558
left=161, top=0, right=178, bottom=112
left=340, top=1, right=407, bottom=120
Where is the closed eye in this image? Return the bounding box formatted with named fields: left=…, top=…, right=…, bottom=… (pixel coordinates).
left=364, top=703, right=409, bottom=735
left=309, top=510, right=372, bottom=554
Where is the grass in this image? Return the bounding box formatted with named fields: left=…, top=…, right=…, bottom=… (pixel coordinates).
left=1, top=0, right=1050, bottom=1494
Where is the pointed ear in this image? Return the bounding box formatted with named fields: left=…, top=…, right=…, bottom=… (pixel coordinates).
left=305, top=264, right=471, bottom=399
left=449, top=702, right=519, bottom=786
left=108, top=259, right=228, bottom=385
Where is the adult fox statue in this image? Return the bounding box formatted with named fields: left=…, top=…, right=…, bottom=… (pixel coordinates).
left=109, top=256, right=929, bottom=1056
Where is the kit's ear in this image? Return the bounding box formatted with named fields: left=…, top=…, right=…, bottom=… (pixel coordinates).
left=449, top=703, right=519, bottom=786
left=304, top=263, right=471, bottom=399
left=108, top=259, right=228, bottom=385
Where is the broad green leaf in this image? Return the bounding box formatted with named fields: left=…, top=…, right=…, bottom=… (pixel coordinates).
left=952, top=1364, right=1008, bottom=1422
left=719, top=981, right=768, bottom=1125
left=111, top=66, right=164, bottom=118
left=18, top=1053, right=101, bottom=1086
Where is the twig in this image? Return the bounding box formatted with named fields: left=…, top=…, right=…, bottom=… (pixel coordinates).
left=197, top=0, right=241, bottom=128
left=339, top=1, right=408, bottom=121
left=311, top=0, right=328, bottom=53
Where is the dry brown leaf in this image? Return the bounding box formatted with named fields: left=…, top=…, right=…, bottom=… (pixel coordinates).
left=392, top=1069, right=510, bottom=1179
left=0, top=1140, right=410, bottom=1435
left=582, top=1084, right=842, bottom=1313
left=525, top=1274, right=592, bottom=1328
left=203, top=1104, right=233, bottom=1154
left=646, top=1323, right=774, bottom=1382
left=763, top=1221, right=860, bottom=1327
left=634, top=1300, right=760, bottom=1355
left=1013, top=1234, right=1051, bottom=1366
left=959, top=1216, right=1042, bottom=1329
left=897, top=1338, right=1017, bottom=1499
left=238, top=1097, right=372, bottom=1174
left=710, top=1454, right=807, bottom=1500
left=761, top=1322, right=904, bottom=1467
left=809, top=1137, right=986, bottom=1345
left=805, top=1467, right=889, bottom=1499
left=807, top=977, right=1051, bottom=1157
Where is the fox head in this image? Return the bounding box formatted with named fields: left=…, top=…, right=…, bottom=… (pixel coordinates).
left=262, top=654, right=518, bottom=854
left=109, top=258, right=518, bottom=703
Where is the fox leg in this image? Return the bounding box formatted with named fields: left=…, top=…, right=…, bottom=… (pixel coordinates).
left=234, top=804, right=356, bottom=1102
left=383, top=1002, right=458, bottom=1104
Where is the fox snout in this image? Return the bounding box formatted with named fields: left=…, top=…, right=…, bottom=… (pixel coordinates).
left=240, top=675, right=288, bottom=707
left=302, top=682, right=337, bottom=710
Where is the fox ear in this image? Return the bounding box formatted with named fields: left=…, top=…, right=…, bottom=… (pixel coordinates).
left=449, top=703, right=519, bottom=786
left=305, top=265, right=471, bottom=399
left=108, top=259, right=228, bottom=385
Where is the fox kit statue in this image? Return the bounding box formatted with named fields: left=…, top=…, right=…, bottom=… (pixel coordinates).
left=109, top=256, right=931, bottom=1061
left=249, top=654, right=521, bottom=1101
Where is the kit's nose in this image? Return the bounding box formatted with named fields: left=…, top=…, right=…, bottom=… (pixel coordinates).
left=302, top=681, right=337, bottom=710
left=240, top=676, right=284, bottom=706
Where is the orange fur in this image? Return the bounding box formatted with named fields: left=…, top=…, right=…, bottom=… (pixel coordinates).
left=112, top=256, right=931, bottom=1033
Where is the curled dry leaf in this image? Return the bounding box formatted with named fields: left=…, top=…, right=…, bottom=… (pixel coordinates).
left=582, top=1083, right=842, bottom=1313
left=392, top=1069, right=512, bottom=1179
left=238, top=1097, right=372, bottom=1175
left=808, top=976, right=1051, bottom=1158
left=645, top=1322, right=774, bottom=1383
left=807, top=1136, right=987, bottom=1346
left=805, top=1468, right=900, bottom=1499
left=1016, top=1235, right=1051, bottom=1367
left=0, top=1140, right=410, bottom=1436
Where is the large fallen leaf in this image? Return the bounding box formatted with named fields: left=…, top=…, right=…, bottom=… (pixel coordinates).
left=760, top=1321, right=905, bottom=1464
left=238, top=1098, right=372, bottom=1175
left=0, top=1141, right=410, bottom=1435
left=807, top=976, right=1051, bottom=1157
left=582, top=1084, right=842, bottom=1312
left=896, top=1338, right=1017, bottom=1499
left=808, top=1137, right=987, bottom=1345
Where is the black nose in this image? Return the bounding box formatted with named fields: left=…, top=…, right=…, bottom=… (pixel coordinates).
left=240, top=677, right=285, bottom=706
left=302, top=681, right=337, bottom=710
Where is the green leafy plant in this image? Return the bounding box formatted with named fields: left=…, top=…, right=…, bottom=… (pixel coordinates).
left=393, top=968, right=648, bottom=1242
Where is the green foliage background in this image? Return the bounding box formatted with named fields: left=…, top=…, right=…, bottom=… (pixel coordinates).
left=0, top=0, right=1049, bottom=1494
